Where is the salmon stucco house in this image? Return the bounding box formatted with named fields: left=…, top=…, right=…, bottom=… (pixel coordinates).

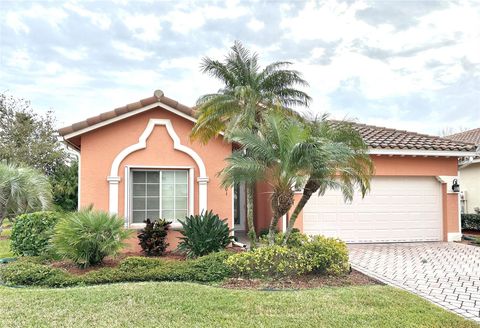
left=59, top=90, right=477, bottom=248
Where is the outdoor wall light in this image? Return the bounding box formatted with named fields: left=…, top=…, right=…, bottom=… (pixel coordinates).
left=452, top=179, right=460, bottom=192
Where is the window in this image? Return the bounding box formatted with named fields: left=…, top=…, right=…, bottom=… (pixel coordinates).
left=131, top=170, right=188, bottom=223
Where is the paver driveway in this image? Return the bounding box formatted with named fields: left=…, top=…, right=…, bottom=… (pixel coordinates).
left=349, top=242, right=480, bottom=322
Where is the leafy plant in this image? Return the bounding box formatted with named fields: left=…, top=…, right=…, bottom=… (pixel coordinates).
left=0, top=162, right=52, bottom=234
left=10, top=211, right=62, bottom=257
left=52, top=209, right=131, bottom=268
left=301, top=236, right=350, bottom=275
left=137, top=218, right=171, bottom=256
left=461, top=214, right=480, bottom=231
left=50, top=160, right=78, bottom=212
left=177, top=210, right=233, bottom=258
left=259, top=229, right=308, bottom=248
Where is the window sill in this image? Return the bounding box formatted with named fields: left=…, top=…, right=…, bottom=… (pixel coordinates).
left=129, top=221, right=183, bottom=230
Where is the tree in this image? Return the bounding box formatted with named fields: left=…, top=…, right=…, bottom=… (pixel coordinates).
left=190, top=41, right=311, bottom=247
left=282, top=116, right=374, bottom=244
left=51, top=159, right=78, bottom=212
left=0, top=162, right=52, bottom=233
left=220, top=112, right=310, bottom=244
left=0, top=93, right=67, bottom=176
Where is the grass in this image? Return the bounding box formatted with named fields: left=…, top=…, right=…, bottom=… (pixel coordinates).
left=0, top=220, right=13, bottom=258
left=0, top=282, right=478, bottom=328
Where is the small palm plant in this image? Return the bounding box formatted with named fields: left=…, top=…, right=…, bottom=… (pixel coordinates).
left=0, top=162, right=52, bottom=234
left=177, top=210, right=233, bottom=258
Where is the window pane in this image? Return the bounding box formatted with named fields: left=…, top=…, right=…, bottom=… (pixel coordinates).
left=162, top=183, right=174, bottom=197
left=147, top=171, right=159, bottom=183
left=133, top=197, right=145, bottom=210
left=132, top=171, right=146, bottom=183
left=175, top=210, right=188, bottom=221
left=162, top=197, right=174, bottom=209
left=175, top=197, right=187, bottom=210
left=147, top=197, right=159, bottom=210
left=146, top=211, right=160, bottom=220
left=132, top=210, right=145, bottom=223
left=146, top=184, right=159, bottom=196
left=175, top=170, right=188, bottom=183
left=162, top=171, right=174, bottom=183
left=133, top=184, right=146, bottom=197
left=162, top=210, right=174, bottom=220
left=176, top=184, right=188, bottom=197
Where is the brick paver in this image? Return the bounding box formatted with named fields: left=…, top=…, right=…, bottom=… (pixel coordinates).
left=349, top=243, right=480, bottom=322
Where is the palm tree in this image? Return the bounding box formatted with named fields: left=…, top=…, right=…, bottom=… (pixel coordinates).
left=219, top=112, right=310, bottom=244
left=0, top=162, right=52, bottom=233
left=282, top=116, right=374, bottom=244
left=191, top=41, right=311, bottom=246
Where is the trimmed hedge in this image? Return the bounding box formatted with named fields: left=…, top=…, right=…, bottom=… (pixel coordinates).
left=0, top=251, right=232, bottom=288
left=226, top=236, right=350, bottom=278
left=10, top=212, right=62, bottom=257
left=462, top=214, right=480, bottom=231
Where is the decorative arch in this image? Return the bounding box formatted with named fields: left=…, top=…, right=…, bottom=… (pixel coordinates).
left=107, top=119, right=209, bottom=219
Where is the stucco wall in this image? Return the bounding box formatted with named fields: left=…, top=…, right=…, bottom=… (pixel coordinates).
left=78, top=106, right=233, bottom=251
left=254, top=155, right=460, bottom=240
left=459, top=162, right=480, bottom=214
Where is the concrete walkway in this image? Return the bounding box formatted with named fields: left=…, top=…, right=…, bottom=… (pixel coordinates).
left=349, top=242, right=480, bottom=322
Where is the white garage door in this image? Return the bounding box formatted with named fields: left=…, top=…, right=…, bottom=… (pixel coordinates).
left=302, top=176, right=443, bottom=243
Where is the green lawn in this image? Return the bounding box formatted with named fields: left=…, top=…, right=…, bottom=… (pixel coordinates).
left=0, top=238, right=12, bottom=258
left=0, top=282, right=477, bottom=328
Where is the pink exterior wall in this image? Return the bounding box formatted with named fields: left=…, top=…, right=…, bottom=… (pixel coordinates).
left=78, top=106, right=233, bottom=251
left=254, top=155, right=460, bottom=240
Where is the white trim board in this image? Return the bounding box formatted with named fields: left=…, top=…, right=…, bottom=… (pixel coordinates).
left=369, top=149, right=476, bottom=157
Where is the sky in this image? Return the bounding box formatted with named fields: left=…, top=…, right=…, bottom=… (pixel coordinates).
left=1, top=0, right=479, bottom=135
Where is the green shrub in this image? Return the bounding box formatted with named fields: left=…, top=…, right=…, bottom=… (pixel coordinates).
left=259, top=229, right=308, bottom=247
left=462, top=214, right=480, bottom=231
left=226, top=245, right=311, bottom=278
left=0, top=252, right=232, bottom=287
left=301, top=236, right=350, bottom=275
left=0, top=260, right=78, bottom=287
left=52, top=209, right=131, bottom=268
left=138, top=219, right=171, bottom=256
left=177, top=210, right=233, bottom=258
left=10, top=211, right=62, bottom=257
left=227, top=236, right=350, bottom=278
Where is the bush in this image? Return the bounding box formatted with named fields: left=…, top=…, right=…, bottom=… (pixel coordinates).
left=301, top=236, right=350, bottom=275
left=52, top=209, right=131, bottom=268
left=462, top=214, right=480, bottom=231
left=138, top=219, right=171, bottom=256
left=226, top=236, right=350, bottom=278
left=10, top=211, right=62, bottom=257
left=0, top=252, right=233, bottom=287
left=259, top=229, right=308, bottom=247
left=177, top=210, right=233, bottom=258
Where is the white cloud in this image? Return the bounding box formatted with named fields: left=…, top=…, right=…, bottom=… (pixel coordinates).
left=111, top=41, right=153, bottom=61
left=7, top=49, right=31, bottom=70
left=5, top=12, right=29, bottom=34
left=119, top=12, right=162, bottom=42
left=64, top=3, right=111, bottom=30
left=247, top=18, right=264, bottom=32
left=53, top=46, right=88, bottom=61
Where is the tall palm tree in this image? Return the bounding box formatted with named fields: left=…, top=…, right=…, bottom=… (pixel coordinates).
left=0, top=162, right=52, bottom=233
left=282, top=116, right=374, bottom=244
left=191, top=41, right=311, bottom=246
left=219, top=112, right=310, bottom=245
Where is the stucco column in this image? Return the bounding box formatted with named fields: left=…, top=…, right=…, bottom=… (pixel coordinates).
left=107, top=176, right=121, bottom=215
left=197, top=177, right=209, bottom=213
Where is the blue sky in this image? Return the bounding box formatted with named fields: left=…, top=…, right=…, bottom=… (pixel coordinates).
left=1, top=0, right=479, bottom=135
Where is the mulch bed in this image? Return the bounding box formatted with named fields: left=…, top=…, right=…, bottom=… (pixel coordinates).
left=221, top=269, right=381, bottom=290
left=459, top=230, right=480, bottom=247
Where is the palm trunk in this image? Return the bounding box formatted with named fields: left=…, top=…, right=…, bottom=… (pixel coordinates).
left=246, top=183, right=256, bottom=248
left=282, top=179, right=320, bottom=245
left=268, top=190, right=294, bottom=245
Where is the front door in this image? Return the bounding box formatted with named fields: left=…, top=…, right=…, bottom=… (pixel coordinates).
left=234, top=183, right=246, bottom=231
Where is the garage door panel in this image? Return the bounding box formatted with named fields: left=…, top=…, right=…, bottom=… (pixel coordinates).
left=302, top=177, right=443, bottom=243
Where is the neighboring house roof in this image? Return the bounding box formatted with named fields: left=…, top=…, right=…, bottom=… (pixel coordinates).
left=59, top=90, right=476, bottom=154
left=446, top=128, right=480, bottom=146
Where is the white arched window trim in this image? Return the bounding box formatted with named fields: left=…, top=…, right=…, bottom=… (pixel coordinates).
left=107, top=119, right=209, bottom=224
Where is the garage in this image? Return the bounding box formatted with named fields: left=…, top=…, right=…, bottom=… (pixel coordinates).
left=302, top=176, right=443, bottom=243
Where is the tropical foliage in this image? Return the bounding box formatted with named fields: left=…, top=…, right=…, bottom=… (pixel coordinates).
left=191, top=41, right=311, bottom=246
left=177, top=210, right=233, bottom=258
left=52, top=209, right=130, bottom=268
left=137, top=218, right=171, bottom=256
left=50, top=160, right=78, bottom=212
left=0, top=162, right=52, bottom=233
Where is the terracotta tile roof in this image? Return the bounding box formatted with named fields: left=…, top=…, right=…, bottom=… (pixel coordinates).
left=340, top=122, right=476, bottom=152
left=446, top=128, right=480, bottom=146
left=58, top=90, right=194, bottom=136
left=59, top=90, right=476, bottom=153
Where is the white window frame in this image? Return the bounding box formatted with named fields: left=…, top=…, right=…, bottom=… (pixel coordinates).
left=125, top=165, right=194, bottom=229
